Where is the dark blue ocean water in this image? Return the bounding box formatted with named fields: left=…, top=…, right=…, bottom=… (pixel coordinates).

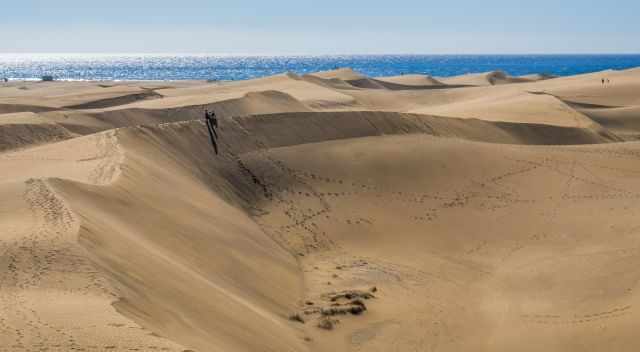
left=1, top=54, right=640, bottom=81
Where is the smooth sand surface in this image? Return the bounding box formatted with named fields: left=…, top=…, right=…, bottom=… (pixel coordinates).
left=376, top=74, right=445, bottom=86
left=437, top=70, right=539, bottom=86
left=1, top=67, right=640, bottom=351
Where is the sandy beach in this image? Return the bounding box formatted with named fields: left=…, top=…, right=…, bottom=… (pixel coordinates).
left=2, top=67, right=640, bottom=351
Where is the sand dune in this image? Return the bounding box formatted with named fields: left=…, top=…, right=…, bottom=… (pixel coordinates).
left=0, top=90, right=313, bottom=151
left=0, top=83, right=163, bottom=109
left=0, top=103, right=58, bottom=114
left=376, top=74, right=445, bottom=86
left=410, top=90, right=598, bottom=127
left=310, top=69, right=448, bottom=91
left=437, top=70, right=559, bottom=87
left=2, top=67, right=640, bottom=352
left=243, top=134, right=640, bottom=351
left=309, top=68, right=366, bottom=81
left=438, top=70, right=524, bottom=86
left=519, top=73, right=558, bottom=81
left=0, top=112, right=77, bottom=151
left=150, top=73, right=356, bottom=110
left=574, top=105, right=640, bottom=140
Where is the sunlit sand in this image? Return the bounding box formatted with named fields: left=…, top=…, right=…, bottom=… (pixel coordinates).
left=2, top=67, right=640, bottom=351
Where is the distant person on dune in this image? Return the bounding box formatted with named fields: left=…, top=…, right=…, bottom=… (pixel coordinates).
left=204, top=109, right=219, bottom=155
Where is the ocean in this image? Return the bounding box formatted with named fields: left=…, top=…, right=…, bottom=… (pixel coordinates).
left=1, top=54, right=640, bottom=81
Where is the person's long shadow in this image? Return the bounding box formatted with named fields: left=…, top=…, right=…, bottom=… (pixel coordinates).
left=205, top=118, right=218, bottom=155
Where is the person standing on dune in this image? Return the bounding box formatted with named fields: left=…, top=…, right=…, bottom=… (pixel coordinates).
left=206, top=109, right=219, bottom=138
left=204, top=109, right=219, bottom=155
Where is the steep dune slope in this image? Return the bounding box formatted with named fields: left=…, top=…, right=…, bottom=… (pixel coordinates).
left=577, top=105, right=640, bottom=140
left=0, top=123, right=305, bottom=352
left=0, top=112, right=76, bottom=151
left=0, top=131, right=188, bottom=352
left=52, top=124, right=304, bottom=352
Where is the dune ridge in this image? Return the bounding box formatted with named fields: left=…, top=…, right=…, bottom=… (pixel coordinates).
left=2, top=66, right=640, bottom=352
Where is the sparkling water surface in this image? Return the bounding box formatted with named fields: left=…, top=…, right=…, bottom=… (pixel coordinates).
left=1, top=54, right=640, bottom=81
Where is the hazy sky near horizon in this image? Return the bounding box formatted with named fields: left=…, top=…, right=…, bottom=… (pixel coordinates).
left=3, top=0, right=639, bottom=54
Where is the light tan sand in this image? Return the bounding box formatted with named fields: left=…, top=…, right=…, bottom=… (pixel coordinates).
left=438, top=70, right=533, bottom=86
left=376, top=74, right=445, bottom=86
left=2, top=67, right=640, bottom=352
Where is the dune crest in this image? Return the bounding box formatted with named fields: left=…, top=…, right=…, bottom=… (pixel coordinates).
left=377, top=74, right=445, bottom=86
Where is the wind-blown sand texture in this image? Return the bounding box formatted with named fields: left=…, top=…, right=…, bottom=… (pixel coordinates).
left=2, top=67, right=640, bottom=351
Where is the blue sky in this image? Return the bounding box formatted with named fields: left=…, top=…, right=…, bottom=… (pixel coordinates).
left=3, top=0, right=639, bottom=54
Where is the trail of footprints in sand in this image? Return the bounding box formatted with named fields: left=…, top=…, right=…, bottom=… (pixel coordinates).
left=1, top=180, right=97, bottom=350
left=239, top=149, right=545, bottom=334
left=242, top=150, right=533, bottom=262
left=0, top=146, right=184, bottom=350
left=488, top=153, right=640, bottom=263
left=520, top=305, right=633, bottom=325
left=238, top=146, right=640, bottom=334
left=85, top=131, right=124, bottom=186
left=243, top=148, right=554, bottom=258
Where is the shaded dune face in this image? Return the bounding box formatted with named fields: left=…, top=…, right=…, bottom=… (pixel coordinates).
left=573, top=106, right=640, bottom=141
left=0, top=90, right=311, bottom=152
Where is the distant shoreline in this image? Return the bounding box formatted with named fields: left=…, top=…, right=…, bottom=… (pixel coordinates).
left=2, top=54, right=640, bottom=82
